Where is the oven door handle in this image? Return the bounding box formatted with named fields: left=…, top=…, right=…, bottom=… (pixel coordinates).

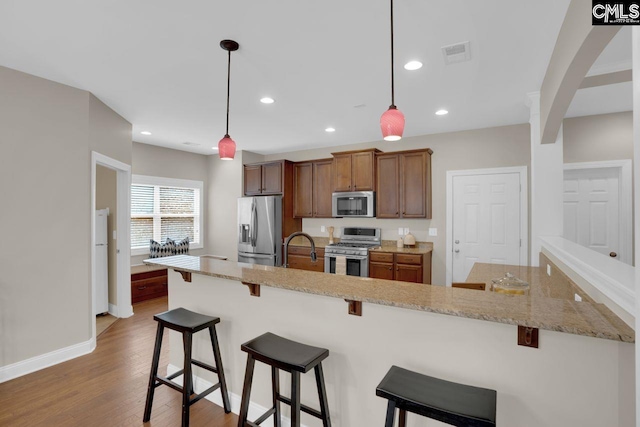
left=326, top=254, right=369, bottom=260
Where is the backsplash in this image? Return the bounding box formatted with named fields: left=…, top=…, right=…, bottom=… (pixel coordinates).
left=302, top=217, right=434, bottom=243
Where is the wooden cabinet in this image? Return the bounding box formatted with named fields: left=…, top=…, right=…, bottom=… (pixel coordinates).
left=332, top=149, right=380, bottom=192
left=243, top=161, right=285, bottom=195
left=243, top=160, right=302, bottom=242
left=376, top=149, right=432, bottom=219
left=369, top=251, right=431, bottom=284
left=131, top=269, right=168, bottom=304
left=286, top=246, right=325, bottom=272
left=293, top=159, right=333, bottom=218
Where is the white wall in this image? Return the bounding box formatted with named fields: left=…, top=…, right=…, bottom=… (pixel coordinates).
left=0, top=66, right=131, bottom=369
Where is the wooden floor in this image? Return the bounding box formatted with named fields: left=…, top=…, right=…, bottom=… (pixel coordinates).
left=0, top=297, right=238, bottom=427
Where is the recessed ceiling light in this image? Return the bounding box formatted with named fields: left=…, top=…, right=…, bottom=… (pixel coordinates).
left=435, top=109, right=449, bottom=116
left=325, top=127, right=336, bottom=133
left=140, top=131, right=152, bottom=135
left=260, top=97, right=275, bottom=104
left=211, top=146, right=219, bottom=150
left=404, top=61, right=423, bottom=71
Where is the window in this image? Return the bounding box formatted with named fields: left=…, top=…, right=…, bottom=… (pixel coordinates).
left=131, top=175, right=203, bottom=255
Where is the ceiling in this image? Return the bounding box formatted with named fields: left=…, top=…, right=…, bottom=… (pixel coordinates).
left=2, top=0, right=621, bottom=156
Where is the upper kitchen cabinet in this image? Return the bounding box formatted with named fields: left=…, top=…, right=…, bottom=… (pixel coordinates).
left=294, top=159, right=334, bottom=218
left=332, top=148, right=381, bottom=192
left=376, top=149, right=433, bottom=219
left=243, top=160, right=288, bottom=195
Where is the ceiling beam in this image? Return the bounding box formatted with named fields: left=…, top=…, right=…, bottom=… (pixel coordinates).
left=540, top=0, right=620, bottom=144
left=579, top=69, right=632, bottom=89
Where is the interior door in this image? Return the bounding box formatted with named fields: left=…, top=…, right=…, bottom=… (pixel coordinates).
left=452, top=173, right=521, bottom=282
left=563, top=167, right=620, bottom=260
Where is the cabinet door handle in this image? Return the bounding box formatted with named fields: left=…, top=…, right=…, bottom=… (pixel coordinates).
left=396, top=267, right=399, bottom=271
left=388, top=267, right=392, bottom=270
left=395, top=212, right=398, bottom=215
left=137, top=286, right=147, bottom=290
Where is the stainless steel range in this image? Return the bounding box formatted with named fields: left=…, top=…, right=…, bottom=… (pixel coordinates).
left=324, top=227, right=381, bottom=277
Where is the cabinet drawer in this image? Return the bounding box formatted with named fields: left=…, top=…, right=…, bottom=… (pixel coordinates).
left=131, top=268, right=168, bottom=281
left=131, top=278, right=167, bottom=303
left=370, top=252, right=394, bottom=263
left=395, top=253, right=422, bottom=265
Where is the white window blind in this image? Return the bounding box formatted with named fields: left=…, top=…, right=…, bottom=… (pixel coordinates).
left=131, top=175, right=203, bottom=253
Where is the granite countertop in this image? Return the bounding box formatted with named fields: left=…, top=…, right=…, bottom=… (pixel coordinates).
left=287, top=236, right=433, bottom=254
left=144, top=255, right=634, bottom=343
left=371, top=241, right=433, bottom=254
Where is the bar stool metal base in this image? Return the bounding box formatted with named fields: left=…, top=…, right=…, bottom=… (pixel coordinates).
left=143, top=308, right=231, bottom=427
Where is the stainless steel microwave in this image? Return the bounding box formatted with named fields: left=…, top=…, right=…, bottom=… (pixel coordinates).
left=332, top=191, right=375, bottom=218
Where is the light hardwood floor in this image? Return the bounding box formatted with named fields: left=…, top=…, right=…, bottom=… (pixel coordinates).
left=0, top=297, right=238, bottom=426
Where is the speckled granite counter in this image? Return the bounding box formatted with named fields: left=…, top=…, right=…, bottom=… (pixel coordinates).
left=371, top=241, right=433, bottom=254
left=144, top=255, right=633, bottom=342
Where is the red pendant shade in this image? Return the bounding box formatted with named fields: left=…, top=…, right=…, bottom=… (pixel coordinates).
left=218, top=134, right=236, bottom=160
left=380, top=106, right=405, bottom=141
left=218, top=39, right=239, bottom=160
left=381, top=0, right=404, bottom=142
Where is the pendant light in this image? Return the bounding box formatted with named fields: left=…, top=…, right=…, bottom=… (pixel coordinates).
left=218, top=39, right=239, bottom=160
left=380, top=0, right=405, bottom=141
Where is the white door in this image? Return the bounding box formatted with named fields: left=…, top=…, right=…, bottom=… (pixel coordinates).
left=563, top=167, right=620, bottom=260
left=452, top=173, right=522, bottom=282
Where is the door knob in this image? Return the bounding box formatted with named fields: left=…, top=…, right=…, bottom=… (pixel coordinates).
left=455, top=240, right=459, bottom=244
left=609, top=252, right=617, bottom=258
left=454, top=249, right=460, bottom=253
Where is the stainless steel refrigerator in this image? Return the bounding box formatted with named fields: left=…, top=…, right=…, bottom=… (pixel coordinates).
left=238, top=195, right=283, bottom=266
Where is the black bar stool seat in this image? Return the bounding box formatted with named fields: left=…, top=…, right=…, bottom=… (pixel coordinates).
left=238, top=332, right=332, bottom=427
left=143, top=307, right=231, bottom=427
left=376, top=365, right=497, bottom=427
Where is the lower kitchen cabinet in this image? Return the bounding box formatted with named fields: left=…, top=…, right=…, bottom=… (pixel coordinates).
left=131, top=268, right=168, bottom=303
left=286, top=246, right=325, bottom=272
left=369, top=251, right=431, bottom=284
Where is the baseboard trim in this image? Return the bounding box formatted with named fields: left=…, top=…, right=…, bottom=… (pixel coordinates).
left=108, top=303, right=118, bottom=317
left=167, top=364, right=308, bottom=427
left=0, top=339, right=95, bottom=383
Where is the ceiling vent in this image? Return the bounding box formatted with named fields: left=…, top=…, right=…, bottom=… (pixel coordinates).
left=441, top=41, right=471, bottom=65
left=182, top=141, right=201, bottom=146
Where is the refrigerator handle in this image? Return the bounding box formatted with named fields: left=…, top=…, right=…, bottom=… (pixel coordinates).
left=251, top=199, right=257, bottom=247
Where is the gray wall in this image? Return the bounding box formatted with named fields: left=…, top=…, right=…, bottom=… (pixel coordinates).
left=0, top=66, right=131, bottom=367
left=131, top=142, right=210, bottom=265
left=264, top=124, right=532, bottom=285
left=564, top=111, right=633, bottom=163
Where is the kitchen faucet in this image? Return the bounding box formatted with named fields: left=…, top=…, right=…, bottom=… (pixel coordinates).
left=283, top=232, right=317, bottom=268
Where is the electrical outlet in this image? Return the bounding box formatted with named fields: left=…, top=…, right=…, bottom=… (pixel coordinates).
left=321, top=226, right=326, bottom=233
left=404, top=227, right=410, bottom=235
left=398, top=227, right=404, bottom=236
left=546, top=264, right=551, bottom=276
left=428, top=228, right=437, bottom=236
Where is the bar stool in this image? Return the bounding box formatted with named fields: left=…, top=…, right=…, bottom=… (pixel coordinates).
left=376, top=365, right=496, bottom=427
left=237, top=332, right=332, bottom=427
left=143, top=307, right=231, bottom=427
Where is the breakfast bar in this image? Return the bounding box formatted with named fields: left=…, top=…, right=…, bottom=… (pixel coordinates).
left=145, top=255, right=634, bottom=426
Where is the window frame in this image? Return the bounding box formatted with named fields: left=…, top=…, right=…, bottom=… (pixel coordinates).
left=131, top=174, right=204, bottom=256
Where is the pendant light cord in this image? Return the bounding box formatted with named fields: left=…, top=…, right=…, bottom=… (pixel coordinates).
left=225, top=49, right=231, bottom=136
left=390, top=0, right=395, bottom=108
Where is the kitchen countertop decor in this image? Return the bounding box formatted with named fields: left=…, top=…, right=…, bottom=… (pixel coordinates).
left=144, top=255, right=634, bottom=343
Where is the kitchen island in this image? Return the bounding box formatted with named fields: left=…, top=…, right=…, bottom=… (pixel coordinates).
left=144, top=255, right=635, bottom=427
